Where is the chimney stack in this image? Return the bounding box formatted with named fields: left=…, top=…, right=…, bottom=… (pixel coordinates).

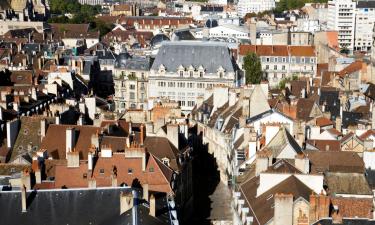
left=295, top=153, right=309, bottom=174
left=120, top=192, right=134, bottom=215
left=149, top=194, right=156, bottom=217
left=140, top=124, right=145, bottom=146
left=88, top=151, right=93, bottom=171
left=166, top=124, right=179, bottom=149
left=40, top=119, right=46, bottom=141
left=255, top=151, right=272, bottom=176
left=66, top=128, right=76, bottom=159
left=21, top=185, right=27, bottom=213
left=143, top=183, right=149, bottom=201
left=274, top=193, right=293, bottom=225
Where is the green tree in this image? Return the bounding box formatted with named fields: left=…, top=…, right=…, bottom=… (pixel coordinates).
left=243, top=52, right=262, bottom=84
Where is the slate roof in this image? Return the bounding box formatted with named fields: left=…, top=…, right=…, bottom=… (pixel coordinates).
left=319, top=88, right=340, bottom=120
left=357, top=1, right=375, bottom=8
left=342, top=111, right=364, bottom=128
left=10, top=117, right=54, bottom=163
left=266, top=126, right=302, bottom=157
left=151, top=41, right=235, bottom=74
left=0, top=187, right=170, bottom=225
left=312, top=219, right=375, bottom=225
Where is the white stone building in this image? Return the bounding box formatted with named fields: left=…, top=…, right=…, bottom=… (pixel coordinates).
left=327, top=0, right=356, bottom=50
left=354, top=1, right=375, bottom=51
left=149, top=41, right=237, bottom=112
left=237, top=0, right=276, bottom=17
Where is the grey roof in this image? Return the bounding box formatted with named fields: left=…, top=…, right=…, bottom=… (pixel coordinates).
left=0, top=188, right=170, bottom=225
left=312, top=218, right=375, bottom=225
left=115, top=54, right=151, bottom=70
left=357, top=1, right=375, bottom=8
left=151, top=41, right=235, bottom=74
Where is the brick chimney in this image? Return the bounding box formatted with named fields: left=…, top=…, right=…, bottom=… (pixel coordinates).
left=120, top=192, right=134, bottom=215
left=309, top=192, right=330, bottom=223
left=149, top=194, right=156, bottom=217
left=274, top=193, right=293, bottom=225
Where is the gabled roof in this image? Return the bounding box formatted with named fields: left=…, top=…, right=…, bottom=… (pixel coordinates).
left=265, top=159, right=302, bottom=174
left=240, top=175, right=313, bottom=225
left=266, top=126, right=302, bottom=157
left=144, top=137, right=180, bottom=171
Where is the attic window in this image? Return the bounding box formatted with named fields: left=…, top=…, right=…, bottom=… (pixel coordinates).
left=99, top=169, right=104, bottom=174
left=149, top=167, right=154, bottom=172
left=83, top=173, right=87, bottom=179
left=24, top=129, right=29, bottom=135
left=17, top=76, right=23, bottom=80
left=128, top=168, right=133, bottom=174
left=162, top=157, right=170, bottom=167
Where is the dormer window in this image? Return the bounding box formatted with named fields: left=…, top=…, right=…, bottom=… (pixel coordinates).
left=198, top=65, right=205, bottom=77
left=189, top=71, right=193, bottom=77
left=159, top=64, right=166, bottom=74
left=162, top=157, right=170, bottom=167
left=217, top=66, right=225, bottom=78
left=180, top=71, right=184, bottom=77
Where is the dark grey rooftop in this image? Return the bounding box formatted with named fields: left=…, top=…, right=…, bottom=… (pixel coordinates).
left=312, top=218, right=375, bottom=225
left=151, top=41, right=235, bottom=74
left=357, top=1, right=375, bottom=8
left=0, top=187, right=170, bottom=225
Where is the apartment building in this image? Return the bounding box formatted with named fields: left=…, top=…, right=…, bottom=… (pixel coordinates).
left=354, top=1, right=375, bottom=51
left=237, top=0, right=276, bottom=17
left=78, top=0, right=103, bottom=5
left=149, top=41, right=236, bottom=112
left=113, top=53, right=151, bottom=112
left=327, top=0, right=356, bottom=50
left=238, top=45, right=317, bottom=87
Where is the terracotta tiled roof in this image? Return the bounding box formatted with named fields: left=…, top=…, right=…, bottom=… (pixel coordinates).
left=337, top=61, right=365, bottom=78
left=316, top=117, right=333, bottom=127
left=306, top=139, right=341, bottom=152
left=10, top=70, right=33, bottom=85
left=359, top=130, right=375, bottom=140
left=113, top=4, right=132, bottom=11
left=239, top=45, right=315, bottom=57
left=330, top=197, right=373, bottom=219
left=40, top=124, right=102, bottom=160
